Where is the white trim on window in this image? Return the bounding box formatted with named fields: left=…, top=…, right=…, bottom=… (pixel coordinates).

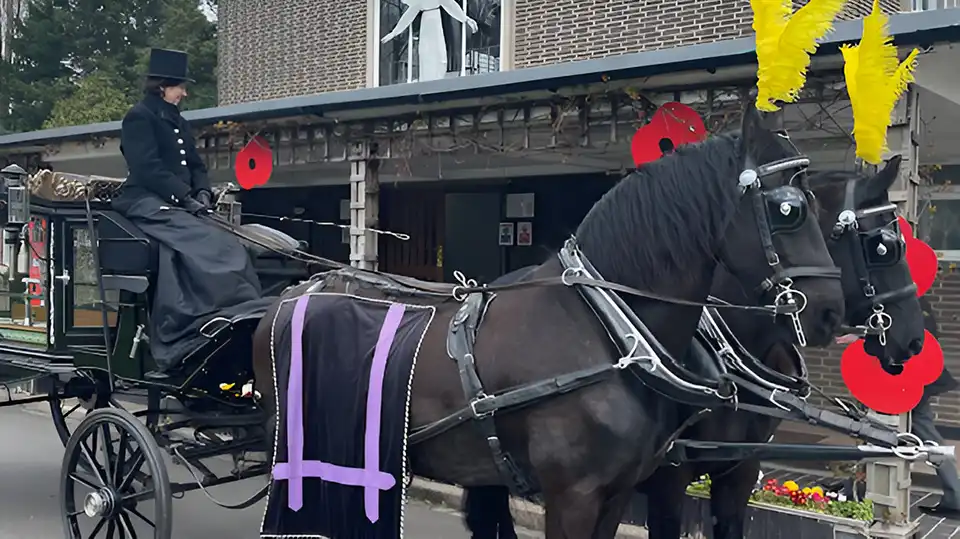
left=500, top=0, right=515, bottom=71
left=921, top=189, right=960, bottom=200
left=367, top=0, right=379, bottom=88
left=935, top=251, right=960, bottom=261
left=372, top=0, right=510, bottom=86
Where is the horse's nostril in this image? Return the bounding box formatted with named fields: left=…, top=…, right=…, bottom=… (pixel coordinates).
left=908, top=338, right=924, bottom=356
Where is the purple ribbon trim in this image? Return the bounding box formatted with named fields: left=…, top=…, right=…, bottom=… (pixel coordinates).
left=274, top=295, right=404, bottom=523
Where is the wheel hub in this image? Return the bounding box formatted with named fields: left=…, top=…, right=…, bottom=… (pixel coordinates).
left=82, top=488, right=115, bottom=518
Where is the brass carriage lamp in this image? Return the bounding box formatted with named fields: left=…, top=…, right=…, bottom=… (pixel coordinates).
left=1, top=163, right=30, bottom=228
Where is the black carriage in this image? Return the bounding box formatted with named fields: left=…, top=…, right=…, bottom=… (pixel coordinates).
left=0, top=164, right=308, bottom=538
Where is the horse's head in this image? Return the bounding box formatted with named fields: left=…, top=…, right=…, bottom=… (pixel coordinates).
left=718, top=96, right=845, bottom=347
left=808, top=156, right=924, bottom=368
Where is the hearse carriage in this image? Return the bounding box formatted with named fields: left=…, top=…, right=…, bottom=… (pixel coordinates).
left=0, top=163, right=309, bottom=538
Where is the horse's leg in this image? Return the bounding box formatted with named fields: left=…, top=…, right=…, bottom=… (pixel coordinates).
left=542, top=486, right=604, bottom=539
left=463, top=486, right=516, bottom=539
left=591, top=488, right=637, bottom=539
left=710, top=461, right=760, bottom=539
left=642, top=465, right=694, bottom=539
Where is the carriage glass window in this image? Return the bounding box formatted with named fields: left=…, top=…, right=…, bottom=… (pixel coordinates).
left=378, top=0, right=503, bottom=86
left=0, top=216, right=50, bottom=346
left=72, top=228, right=118, bottom=327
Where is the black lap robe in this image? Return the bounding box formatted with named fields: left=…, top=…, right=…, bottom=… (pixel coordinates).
left=261, top=293, right=434, bottom=539
left=112, top=195, right=269, bottom=370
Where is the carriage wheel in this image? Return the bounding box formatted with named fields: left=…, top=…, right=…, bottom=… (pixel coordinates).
left=60, top=408, right=173, bottom=539
left=50, top=375, right=113, bottom=446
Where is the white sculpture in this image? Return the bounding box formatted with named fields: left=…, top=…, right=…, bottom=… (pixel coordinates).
left=381, top=0, right=479, bottom=82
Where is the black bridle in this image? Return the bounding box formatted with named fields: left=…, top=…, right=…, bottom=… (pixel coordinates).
left=735, top=155, right=843, bottom=346
left=829, top=177, right=916, bottom=344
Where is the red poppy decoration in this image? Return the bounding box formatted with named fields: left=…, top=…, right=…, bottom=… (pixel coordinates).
left=840, top=216, right=943, bottom=414
left=631, top=102, right=708, bottom=166
left=235, top=136, right=274, bottom=189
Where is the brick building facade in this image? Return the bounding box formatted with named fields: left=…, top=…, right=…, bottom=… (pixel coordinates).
left=217, top=0, right=905, bottom=105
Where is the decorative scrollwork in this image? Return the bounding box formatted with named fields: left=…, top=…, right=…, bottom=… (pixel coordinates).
left=27, top=170, right=126, bottom=203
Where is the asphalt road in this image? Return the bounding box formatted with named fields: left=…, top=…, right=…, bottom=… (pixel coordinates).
left=0, top=402, right=541, bottom=539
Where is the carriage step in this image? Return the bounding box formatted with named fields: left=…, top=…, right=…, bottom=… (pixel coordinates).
left=0, top=352, right=74, bottom=374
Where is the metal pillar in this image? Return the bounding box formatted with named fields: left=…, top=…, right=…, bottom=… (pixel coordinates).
left=348, top=141, right=380, bottom=271
left=866, top=86, right=922, bottom=539
left=866, top=412, right=917, bottom=538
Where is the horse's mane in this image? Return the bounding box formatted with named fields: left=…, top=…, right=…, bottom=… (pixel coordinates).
left=575, top=132, right=744, bottom=289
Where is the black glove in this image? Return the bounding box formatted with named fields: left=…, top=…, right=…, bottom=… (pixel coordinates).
left=195, top=190, right=213, bottom=209
left=181, top=197, right=209, bottom=216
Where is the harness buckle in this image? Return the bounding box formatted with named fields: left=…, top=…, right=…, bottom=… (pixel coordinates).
left=867, top=305, right=893, bottom=346
left=469, top=393, right=497, bottom=419
left=774, top=284, right=808, bottom=347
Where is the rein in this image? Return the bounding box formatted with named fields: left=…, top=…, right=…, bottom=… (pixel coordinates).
left=205, top=214, right=800, bottom=317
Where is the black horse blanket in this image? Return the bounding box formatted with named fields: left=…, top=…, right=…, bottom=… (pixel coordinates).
left=260, top=293, right=435, bottom=539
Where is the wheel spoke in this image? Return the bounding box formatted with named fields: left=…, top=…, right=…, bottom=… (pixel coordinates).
left=112, top=429, right=128, bottom=486
left=117, top=450, right=145, bottom=492
left=121, top=489, right=154, bottom=504
left=105, top=518, right=115, bottom=538
left=79, top=439, right=109, bottom=487
left=68, top=471, right=101, bottom=491
left=118, top=512, right=139, bottom=539
left=85, top=517, right=107, bottom=539
left=99, top=423, right=116, bottom=485
left=126, top=506, right=155, bottom=529
left=101, top=423, right=123, bottom=486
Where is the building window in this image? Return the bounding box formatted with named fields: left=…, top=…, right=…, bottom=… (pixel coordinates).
left=377, top=0, right=502, bottom=86
left=912, top=0, right=959, bottom=10
left=919, top=165, right=960, bottom=261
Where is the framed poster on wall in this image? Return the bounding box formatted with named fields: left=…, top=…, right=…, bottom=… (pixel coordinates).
left=498, top=222, right=515, bottom=246
left=517, top=222, right=532, bottom=246
left=505, top=193, right=535, bottom=218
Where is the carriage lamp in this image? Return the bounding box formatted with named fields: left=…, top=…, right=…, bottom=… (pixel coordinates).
left=215, top=185, right=242, bottom=227
left=1, top=164, right=30, bottom=228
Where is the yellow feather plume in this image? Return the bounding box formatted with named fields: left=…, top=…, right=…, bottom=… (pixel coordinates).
left=842, top=0, right=920, bottom=164
left=753, top=0, right=847, bottom=111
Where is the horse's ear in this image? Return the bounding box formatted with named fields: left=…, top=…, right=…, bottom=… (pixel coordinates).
left=865, top=154, right=902, bottom=200
left=740, top=90, right=770, bottom=170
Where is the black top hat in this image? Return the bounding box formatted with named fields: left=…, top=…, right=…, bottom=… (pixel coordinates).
left=146, top=48, right=194, bottom=83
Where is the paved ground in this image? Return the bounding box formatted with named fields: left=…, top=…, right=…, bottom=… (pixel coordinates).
left=0, top=403, right=541, bottom=539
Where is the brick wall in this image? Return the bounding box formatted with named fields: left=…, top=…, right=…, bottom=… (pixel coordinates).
left=514, top=0, right=903, bottom=69
left=217, top=0, right=367, bottom=106
left=805, top=263, right=960, bottom=426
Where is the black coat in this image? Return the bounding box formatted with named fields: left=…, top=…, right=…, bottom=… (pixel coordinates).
left=119, top=93, right=210, bottom=205
left=921, top=295, right=959, bottom=398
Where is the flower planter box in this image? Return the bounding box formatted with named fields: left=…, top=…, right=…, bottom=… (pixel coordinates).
left=674, top=492, right=872, bottom=539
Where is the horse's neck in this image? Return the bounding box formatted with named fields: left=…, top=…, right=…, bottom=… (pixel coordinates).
left=621, top=262, right=717, bottom=361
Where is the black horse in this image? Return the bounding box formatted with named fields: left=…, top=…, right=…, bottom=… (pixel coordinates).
left=640, top=156, right=924, bottom=539
left=252, top=97, right=845, bottom=538
left=463, top=157, right=922, bottom=539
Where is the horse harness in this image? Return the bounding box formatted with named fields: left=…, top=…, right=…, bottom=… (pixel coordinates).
left=735, top=156, right=843, bottom=346
left=829, top=177, right=914, bottom=345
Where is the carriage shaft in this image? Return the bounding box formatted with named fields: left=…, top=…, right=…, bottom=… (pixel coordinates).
left=668, top=440, right=920, bottom=463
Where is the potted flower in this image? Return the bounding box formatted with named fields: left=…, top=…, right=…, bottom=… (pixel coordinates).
left=683, top=475, right=875, bottom=538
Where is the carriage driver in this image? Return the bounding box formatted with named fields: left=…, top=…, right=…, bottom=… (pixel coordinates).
left=112, top=48, right=262, bottom=368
